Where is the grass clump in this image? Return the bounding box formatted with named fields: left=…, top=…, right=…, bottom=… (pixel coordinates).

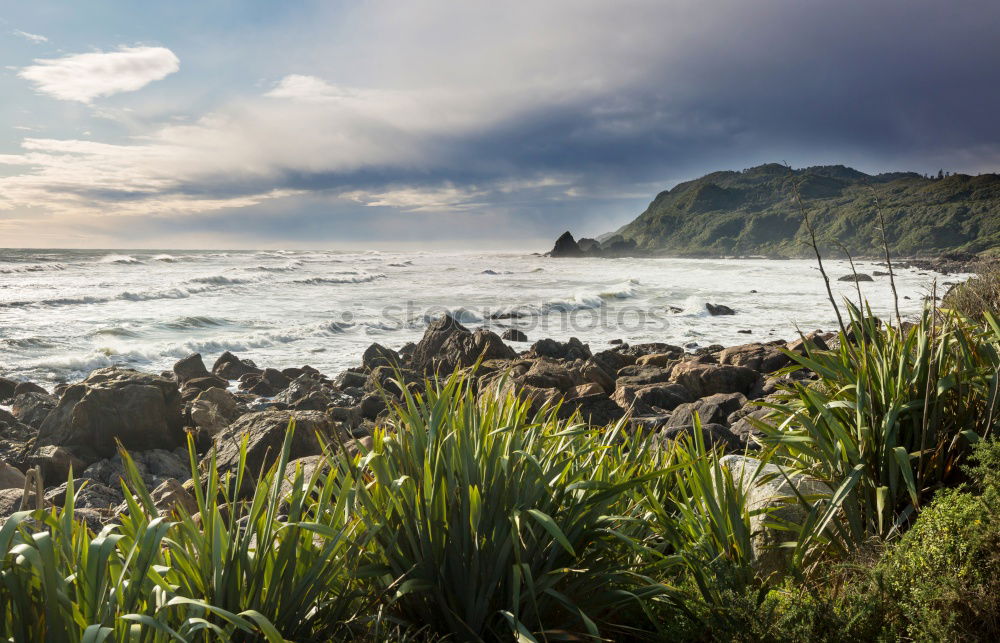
left=335, top=373, right=674, bottom=641
left=759, top=303, right=1000, bottom=544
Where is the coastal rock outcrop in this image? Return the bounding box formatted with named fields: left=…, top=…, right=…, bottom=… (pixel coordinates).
left=37, top=367, right=185, bottom=460
left=547, top=231, right=584, bottom=257
left=410, top=315, right=515, bottom=374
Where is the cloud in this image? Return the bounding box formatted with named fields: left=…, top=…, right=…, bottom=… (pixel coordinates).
left=12, top=30, right=48, bottom=43
left=18, top=46, right=179, bottom=103
left=2, top=0, right=1000, bottom=247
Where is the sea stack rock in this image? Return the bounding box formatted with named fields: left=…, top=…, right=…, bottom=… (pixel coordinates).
left=548, top=231, right=584, bottom=257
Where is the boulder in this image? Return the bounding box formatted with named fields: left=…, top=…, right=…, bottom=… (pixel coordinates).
left=706, top=303, right=736, bottom=316
left=837, top=273, right=873, bottom=282
left=669, top=361, right=758, bottom=398
left=567, top=383, right=605, bottom=399
left=522, top=359, right=576, bottom=393
left=213, top=410, right=340, bottom=486
left=558, top=394, right=625, bottom=426
left=190, top=387, right=240, bottom=436
left=620, top=343, right=683, bottom=359
left=579, top=359, right=614, bottom=392
left=11, top=392, right=57, bottom=429
left=45, top=479, right=122, bottom=509
left=655, top=423, right=742, bottom=453
left=182, top=375, right=230, bottom=394
left=14, top=381, right=48, bottom=397
left=526, top=337, right=591, bottom=361
left=26, top=446, right=87, bottom=486
left=615, top=365, right=674, bottom=389
left=82, top=449, right=189, bottom=491
left=0, top=377, right=16, bottom=402
left=0, top=487, right=42, bottom=518
left=591, top=349, right=635, bottom=376
left=717, top=343, right=790, bottom=373
left=261, top=368, right=292, bottom=392
left=0, top=410, right=35, bottom=465
left=729, top=408, right=774, bottom=448
left=150, top=478, right=198, bottom=517
left=37, top=368, right=185, bottom=459
left=0, top=461, right=25, bottom=491
left=362, top=343, right=400, bottom=370
left=410, top=315, right=515, bottom=374
left=212, top=351, right=262, bottom=380
left=722, top=455, right=834, bottom=577
left=613, top=383, right=692, bottom=412
left=636, top=353, right=681, bottom=368
left=548, top=231, right=584, bottom=257
left=501, top=329, right=528, bottom=342
left=666, top=392, right=747, bottom=428
left=173, top=353, right=211, bottom=383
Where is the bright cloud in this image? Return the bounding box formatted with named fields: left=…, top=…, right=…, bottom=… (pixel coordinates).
left=13, top=30, right=48, bottom=43
left=19, top=46, right=179, bottom=103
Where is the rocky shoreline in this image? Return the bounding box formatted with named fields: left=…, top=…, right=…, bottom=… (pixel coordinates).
left=546, top=230, right=995, bottom=274
left=0, top=313, right=831, bottom=526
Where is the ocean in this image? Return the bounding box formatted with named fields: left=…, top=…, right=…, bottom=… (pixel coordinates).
left=0, top=248, right=952, bottom=388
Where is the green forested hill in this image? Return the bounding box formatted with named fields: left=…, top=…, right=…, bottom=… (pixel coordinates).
left=614, top=163, right=1000, bottom=257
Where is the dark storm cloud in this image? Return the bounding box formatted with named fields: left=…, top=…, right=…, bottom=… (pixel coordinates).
left=4, top=0, right=999, bottom=246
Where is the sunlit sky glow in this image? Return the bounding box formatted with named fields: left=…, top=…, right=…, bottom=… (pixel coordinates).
left=2, top=0, right=999, bottom=249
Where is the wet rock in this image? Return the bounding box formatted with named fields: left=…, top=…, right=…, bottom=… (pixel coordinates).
left=666, top=392, right=747, bottom=428
left=548, top=231, right=584, bottom=257
left=38, top=368, right=185, bottom=459
left=213, top=351, right=262, bottom=380
left=706, top=303, right=736, bottom=316
left=173, top=353, right=211, bottom=383
left=669, top=361, right=758, bottom=398
left=13, top=381, right=48, bottom=397
left=261, top=368, right=292, bottom=392
left=501, top=329, right=528, bottom=342
left=838, top=273, right=873, bottom=282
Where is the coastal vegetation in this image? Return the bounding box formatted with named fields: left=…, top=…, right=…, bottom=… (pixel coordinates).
left=587, top=164, right=1000, bottom=258
left=2, top=287, right=1000, bottom=639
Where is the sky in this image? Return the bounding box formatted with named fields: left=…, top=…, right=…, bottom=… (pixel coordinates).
left=1, top=0, right=999, bottom=250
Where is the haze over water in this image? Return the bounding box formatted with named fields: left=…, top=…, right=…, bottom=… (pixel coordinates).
left=0, top=249, right=949, bottom=388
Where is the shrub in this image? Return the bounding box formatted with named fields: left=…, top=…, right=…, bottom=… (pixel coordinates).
left=944, top=262, right=1000, bottom=321
left=758, top=303, right=1000, bottom=544
left=331, top=372, right=673, bottom=641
